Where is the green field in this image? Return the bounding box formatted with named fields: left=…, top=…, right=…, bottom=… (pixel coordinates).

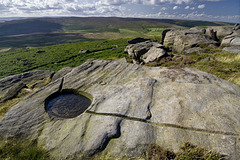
left=0, top=17, right=233, bottom=48
left=0, top=39, right=129, bottom=78
left=119, top=28, right=140, bottom=34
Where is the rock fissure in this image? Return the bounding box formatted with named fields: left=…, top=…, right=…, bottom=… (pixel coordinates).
left=58, top=77, right=64, bottom=93
left=85, top=110, right=239, bottom=137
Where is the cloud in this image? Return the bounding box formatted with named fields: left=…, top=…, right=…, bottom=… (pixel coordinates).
left=0, top=0, right=237, bottom=23
left=201, top=0, right=222, bottom=1
left=161, top=7, right=167, bottom=10
left=101, top=0, right=194, bottom=6
left=198, top=4, right=205, bottom=9
left=134, top=10, right=239, bottom=23
left=173, top=6, right=179, bottom=10
left=0, top=0, right=125, bottom=17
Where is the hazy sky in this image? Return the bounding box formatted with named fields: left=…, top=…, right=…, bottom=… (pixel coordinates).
left=0, top=0, right=239, bottom=22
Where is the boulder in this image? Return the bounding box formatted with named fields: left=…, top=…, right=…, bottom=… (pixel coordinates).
left=79, top=50, right=90, bottom=54
left=221, top=35, right=240, bottom=46
left=125, top=41, right=166, bottom=64
left=162, top=29, right=178, bottom=47
left=36, top=50, right=45, bottom=54
left=184, top=47, right=207, bottom=55
left=141, top=46, right=168, bottom=64
left=162, top=29, right=218, bottom=54
left=163, top=28, right=206, bottom=47
left=223, top=46, right=240, bottom=54
left=0, top=70, right=54, bottom=103
left=173, top=32, right=217, bottom=54
left=199, top=57, right=211, bottom=62
left=206, top=26, right=233, bottom=39
left=233, top=23, right=240, bottom=30
left=0, top=59, right=240, bottom=160
left=232, top=30, right=240, bottom=36
left=189, top=27, right=206, bottom=34
left=161, top=29, right=172, bottom=44
left=127, top=38, right=150, bottom=44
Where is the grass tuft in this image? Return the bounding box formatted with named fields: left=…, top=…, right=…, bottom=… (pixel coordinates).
left=0, top=140, right=49, bottom=160
left=146, top=142, right=226, bottom=160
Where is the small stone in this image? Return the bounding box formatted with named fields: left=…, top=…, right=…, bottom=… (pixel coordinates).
left=36, top=50, right=45, bottom=53
left=200, top=57, right=211, bottom=62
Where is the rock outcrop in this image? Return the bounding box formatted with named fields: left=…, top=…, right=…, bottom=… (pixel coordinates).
left=127, top=38, right=150, bottom=44
left=233, top=24, right=240, bottom=31
left=0, top=59, right=240, bottom=159
left=162, top=29, right=218, bottom=54
left=222, top=46, right=240, bottom=54
left=161, top=26, right=240, bottom=54
left=0, top=70, right=53, bottom=103
left=221, top=35, right=240, bottom=46
left=221, top=34, right=240, bottom=53
left=206, top=26, right=233, bottom=40
left=125, top=40, right=168, bottom=64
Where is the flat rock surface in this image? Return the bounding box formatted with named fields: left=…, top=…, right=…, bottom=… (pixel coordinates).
left=0, top=70, right=53, bottom=103
left=0, top=59, right=240, bottom=159
left=223, top=46, right=240, bottom=54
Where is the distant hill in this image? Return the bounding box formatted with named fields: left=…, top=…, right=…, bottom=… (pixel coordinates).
left=0, top=17, right=233, bottom=48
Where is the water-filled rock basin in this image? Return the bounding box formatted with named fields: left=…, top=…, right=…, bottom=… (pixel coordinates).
left=45, top=90, right=92, bottom=119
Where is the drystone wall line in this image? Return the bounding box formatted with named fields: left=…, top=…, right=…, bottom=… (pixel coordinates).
left=85, top=110, right=239, bottom=137
left=19, top=48, right=113, bottom=74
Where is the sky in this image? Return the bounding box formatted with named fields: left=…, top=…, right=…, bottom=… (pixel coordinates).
left=0, top=0, right=239, bottom=23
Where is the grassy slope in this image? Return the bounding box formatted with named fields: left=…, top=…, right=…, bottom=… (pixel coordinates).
left=161, top=52, right=240, bottom=86
left=0, top=17, right=233, bottom=48
left=0, top=38, right=239, bottom=86
left=0, top=39, right=129, bottom=78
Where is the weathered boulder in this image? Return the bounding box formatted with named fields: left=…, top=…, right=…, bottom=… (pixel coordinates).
left=79, top=50, right=90, bottom=54
left=173, top=33, right=217, bottom=54
left=125, top=41, right=167, bottom=64
left=206, top=26, right=233, bottom=39
left=162, top=29, right=218, bottom=54
left=223, top=46, right=240, bottom=54
left=221, top=35, right=240, bottom=46
left=233, top=23, right=240, bottom=31
left=127, top=38, right=150, bottom=44
left=141, top=46, right=167, bottom=64
left=163, top=28, right=206, bottom=47
left=184, top=47, right=207, bottom=55
left=0, top=59, right=239, bottom=159
left=0, top=70, right=53, bottom=103
left=232, top=30, right=240, bottom=36
left=125, top=40, right=153, bottom=63
left=36, top=50, right=45, bottom=54
left=189, top=27, right=206, bottom=34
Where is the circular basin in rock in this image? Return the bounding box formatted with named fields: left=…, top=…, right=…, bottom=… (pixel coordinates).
left=45, top=90, right=92, bottom=119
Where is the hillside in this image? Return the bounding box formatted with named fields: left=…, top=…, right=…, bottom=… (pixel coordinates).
left=0, top=17, right=233, bottom=48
